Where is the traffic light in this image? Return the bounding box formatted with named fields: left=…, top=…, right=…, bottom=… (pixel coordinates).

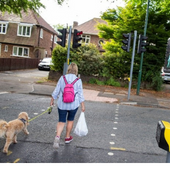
left=121, top=33, right=131, bottom=52
left=137, top=34, right=148, bottom=53
left=57, top=28, right=67, bottom=47
left=72, top=29, right=83, bottom=48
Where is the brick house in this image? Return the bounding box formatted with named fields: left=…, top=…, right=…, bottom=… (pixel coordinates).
left=72, top=18, right=107, bottom=52
left=0, top=10, right=57, bottom=59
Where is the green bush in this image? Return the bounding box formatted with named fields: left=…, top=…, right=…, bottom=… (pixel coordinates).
left=106, top=77, right=121, bottom=87
left=89, top=78, right=97, bottom=84
left=96, top=79, right=105, bottom=85
left=51, top=43, right=104, bottom=76
left=88, top=77, right=120, bottom=87
left=50, top=43, right=163, bottom=91
left=150, top=73, right=163, bottom=91
left=51, top=45, right=67, bottom=72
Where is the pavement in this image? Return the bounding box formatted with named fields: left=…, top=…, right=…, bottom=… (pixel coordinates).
left=29, top=82, right=170, bottom=109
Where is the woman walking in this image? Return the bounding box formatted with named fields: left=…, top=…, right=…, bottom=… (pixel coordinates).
left=50, top=63, right=85, bottom=148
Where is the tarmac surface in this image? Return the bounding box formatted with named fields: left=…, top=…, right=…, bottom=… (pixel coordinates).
left=30, top=81, right=170, bottom=110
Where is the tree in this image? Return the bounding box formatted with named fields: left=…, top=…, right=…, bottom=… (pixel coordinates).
left=53, top=24, right=65, bottom=33
left=97, top=0, right=170, bottom=90
left=0, top=0, right=65, bottom=16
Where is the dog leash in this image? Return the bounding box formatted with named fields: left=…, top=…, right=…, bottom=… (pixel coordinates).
left=28, top=105, right=53, bottom=122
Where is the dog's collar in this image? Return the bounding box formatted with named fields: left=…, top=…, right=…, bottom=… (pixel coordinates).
left=19, top=118, right=26, bottom=124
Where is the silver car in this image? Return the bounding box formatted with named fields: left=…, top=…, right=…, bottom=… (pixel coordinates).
left=38, top=58, right=52, bottom=70
left=161, top=70, right=170, bottom=83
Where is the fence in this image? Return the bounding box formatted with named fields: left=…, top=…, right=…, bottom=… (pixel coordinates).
left=0, top=58, right=39, bottom=71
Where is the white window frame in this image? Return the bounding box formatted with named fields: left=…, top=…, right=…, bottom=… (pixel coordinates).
left=82, top=35, right=91, bottom=44
left=54, top=35, right=57, bottom=44
left=51, top=35, right=53, bottom=41
left=17, top=23, right=32, bottom=37
left=98, top=39, right=104, bottom=46
left=12, top=46, right=30, bottom=58
left=0, top=21, right=8, bottom=34
left=4, top=45, right=8, bottom=52
left=40, top=28, right=43, bottom=39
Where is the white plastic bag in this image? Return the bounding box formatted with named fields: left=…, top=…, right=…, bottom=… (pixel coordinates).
left=74, top=112, right=88, bottom=137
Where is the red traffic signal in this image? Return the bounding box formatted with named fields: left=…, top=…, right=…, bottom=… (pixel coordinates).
left=76, top=31, right=83, bottom=36
left=73, top=29, right=83, bottom=48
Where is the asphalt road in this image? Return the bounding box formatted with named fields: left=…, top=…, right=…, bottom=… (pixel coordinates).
left=0, top=69, right=169, bottom=163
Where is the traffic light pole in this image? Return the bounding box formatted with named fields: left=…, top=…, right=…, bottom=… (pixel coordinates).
left=128, top=30, right=137, bottom=100
left=63, top=26, right=72, bottom=75
left=67, top=26, right=72, bottom=65
left=136, top=0, right=150, bottom=95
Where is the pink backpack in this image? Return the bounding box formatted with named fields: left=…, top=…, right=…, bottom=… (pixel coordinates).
left=63, top=75, right=79, bottom=103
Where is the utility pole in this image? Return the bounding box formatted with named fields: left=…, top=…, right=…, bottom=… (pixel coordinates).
left=136, top=0, right=150, bottom=95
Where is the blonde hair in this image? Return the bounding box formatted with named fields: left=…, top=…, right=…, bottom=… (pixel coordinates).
left=67, top=62, right=78, bottom=75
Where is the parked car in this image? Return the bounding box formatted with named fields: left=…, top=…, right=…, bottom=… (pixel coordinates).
left=38, top=58, right=52, bottom=70
left=161, top=70, right=170, bottom=83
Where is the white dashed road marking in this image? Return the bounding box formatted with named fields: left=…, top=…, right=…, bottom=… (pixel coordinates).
left=108, top=104, right=126, bottom=156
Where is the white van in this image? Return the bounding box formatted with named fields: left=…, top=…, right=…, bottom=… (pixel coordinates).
left=38, top=58, right=52, bottom=70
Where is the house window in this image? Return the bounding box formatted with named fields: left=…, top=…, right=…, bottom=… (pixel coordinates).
left=4, top=45, right=8, bottom=52
left=82, top=35, right=91, bottom=44
left=13, top=46, right=29, bottom=58
left=51, top=35, right=53, bottom=41
left=17, top=23, right=32, bottom=37
left=98, top=39, right=104, bottom=46
left=54, top=35, right=57, bottom=43
left=0, top=22, right=8, bottom=34
left=40, top=28, right=43, bottom=39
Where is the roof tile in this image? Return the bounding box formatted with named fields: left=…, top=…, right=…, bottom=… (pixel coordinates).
left=73, top=18, right=107, bottom=35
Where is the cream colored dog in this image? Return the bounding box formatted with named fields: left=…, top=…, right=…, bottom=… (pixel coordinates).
left=0, top=112, right=29, bottom=153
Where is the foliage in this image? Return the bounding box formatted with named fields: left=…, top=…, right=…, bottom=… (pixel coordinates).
left=88, top=77, right=121, bottom=87
left=51, top=45, right=67, bottom=73
left=89, top=78, right=97, bottom=84
left=97, top=0, right=170, bottom=90
left=150, top=72, right=163, bottom=91
left=51, top=43, right=104, bottom=76
left=0, top=0, right=65, bottom=16
left=0, top=0, right=45, bottom=16
left=53, top=24, right=65, bottom=32
left=105, top=77, right=121, bottom=87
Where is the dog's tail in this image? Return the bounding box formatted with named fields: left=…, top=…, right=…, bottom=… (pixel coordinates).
left=0, top=120, right=9, bottom=138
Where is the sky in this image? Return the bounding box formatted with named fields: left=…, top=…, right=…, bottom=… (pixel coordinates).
left=39, top=0, right=125, bottom=28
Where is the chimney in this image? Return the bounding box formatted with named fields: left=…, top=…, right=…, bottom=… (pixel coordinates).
left=73, top=21, right=78, bottom=28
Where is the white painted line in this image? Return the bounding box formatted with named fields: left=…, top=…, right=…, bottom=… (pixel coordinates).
left=0, top=92, right=9, bottom=94
left=33, top=113, right=39, bottom=115
left=110, top=142, right=115, bottom=145
left=114, top=122, right=118, bottom=124
left=115, top=117, right=118, bottom=120
left=108, top=152, right=114, bottom=156
left=111, top=134, right=116, bottom=136
left=113, top=127, right=117, bottom=130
